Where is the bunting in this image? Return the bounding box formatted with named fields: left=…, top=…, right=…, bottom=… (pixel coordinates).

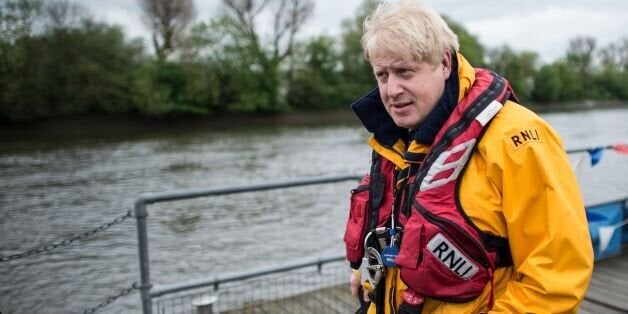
left=586, top=148, right=604, bottom=166
left=568, top=141, right=628, bottom=171
left=614, top=143, right=628, bottom=154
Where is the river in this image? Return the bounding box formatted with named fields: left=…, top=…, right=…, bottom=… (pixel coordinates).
left=1, top=108, right=627, bottom=313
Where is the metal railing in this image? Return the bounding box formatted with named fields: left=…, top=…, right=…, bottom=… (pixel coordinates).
left=132, top=172, right=628, bottom=314
left=133, top=174, right=362, bottom=314
left=151, top=255, right=350, bottom=314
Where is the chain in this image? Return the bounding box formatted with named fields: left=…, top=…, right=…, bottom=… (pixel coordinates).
left=0, top=210, right=133, bottom=263
left=83, top=282, right=139, bottom=314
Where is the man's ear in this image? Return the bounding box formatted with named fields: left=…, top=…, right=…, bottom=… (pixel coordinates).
left=441, top=50, right=452, bottom=78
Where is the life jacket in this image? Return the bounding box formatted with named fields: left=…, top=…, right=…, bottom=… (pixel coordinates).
left=344, top=150, right=397, bottom=269
left=344, top=69, right=514, bottom=308
left=396, top=69, right=514, bottom=307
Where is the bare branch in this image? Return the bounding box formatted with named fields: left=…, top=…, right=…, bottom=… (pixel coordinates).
left=221, top=0, right=312, bottom=61
left=138, top=0, right=197, bottom=60
left=44, top=0, right=84, bottom=30
left=277, top=0, right=313, bottom=60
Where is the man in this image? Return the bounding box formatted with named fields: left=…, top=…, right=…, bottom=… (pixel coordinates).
left=343, top=1, right=594, bottom=313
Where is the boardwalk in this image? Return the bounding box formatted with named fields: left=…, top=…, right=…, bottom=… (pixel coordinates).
left=225, top=253, right=628, bottom=314
left=580, top=253, right=628, bottom=314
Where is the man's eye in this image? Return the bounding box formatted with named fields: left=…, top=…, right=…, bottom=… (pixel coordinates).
left=375, top=72, right=388, bottom=80
left=397, top=69, right=410, bottom=76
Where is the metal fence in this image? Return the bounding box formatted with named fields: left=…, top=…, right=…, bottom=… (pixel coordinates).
left=151, top=255, right=352, bottom=314
left=133, top=174, right=362, bottom=314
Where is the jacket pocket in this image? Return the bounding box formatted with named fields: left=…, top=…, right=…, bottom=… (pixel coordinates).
left=343, top=178, right=370, bottom=264
left=395, top=218, right=425, bottom=270
left=399, top=221, right=490, bottom=302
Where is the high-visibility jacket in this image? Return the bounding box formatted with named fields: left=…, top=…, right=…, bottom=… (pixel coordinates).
left=345, top=53, right=594, bottom=313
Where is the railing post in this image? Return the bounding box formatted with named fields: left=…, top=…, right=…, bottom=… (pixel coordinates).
left=193, top=295, right=218, bottom=314
left=135, top=197, right=153, bottom=314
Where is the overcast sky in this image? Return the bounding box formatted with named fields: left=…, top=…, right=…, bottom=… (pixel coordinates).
left=73, top=0, right=628, bottom=63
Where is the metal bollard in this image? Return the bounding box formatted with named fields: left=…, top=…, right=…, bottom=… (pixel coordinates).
left=192, top=295, right=218, bottom=314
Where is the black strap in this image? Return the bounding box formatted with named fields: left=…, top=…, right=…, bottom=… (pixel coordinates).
left=399, top=301, right=423, bottom=314
left=481, top=233, right=513, bottom=268
left=368, top=151, right=385, bottom=232
left=355, top=287, right=370, bottom=314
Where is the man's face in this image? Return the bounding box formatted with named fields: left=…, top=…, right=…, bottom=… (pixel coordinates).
left=370, top=52, right=451, bottom=130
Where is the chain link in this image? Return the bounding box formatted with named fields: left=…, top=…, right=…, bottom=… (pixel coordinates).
left=83, top=282, right=139, bottom=314
left=0, top=210, right=133, bottom=263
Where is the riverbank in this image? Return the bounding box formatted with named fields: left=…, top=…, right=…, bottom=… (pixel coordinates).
left=0, top=109, right=359, bottom=142
left=1, top=101, right=625, bottom=142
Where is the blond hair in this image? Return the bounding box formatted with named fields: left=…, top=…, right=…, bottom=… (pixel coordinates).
left=362, top=0, right=459, bottom=65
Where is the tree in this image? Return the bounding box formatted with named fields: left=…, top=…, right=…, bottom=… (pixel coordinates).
left=444, top=16, right=485, bottom=67
left=565, top=36, right=596, bottom=79
left=44, top=0, right=83, bottom=30
left=532, top=64, right=562, bottom=103
left=287, top=35, right=343, bottom=109
left=139, top=0, right=196, bottom=61
left=0, top=0, right=43, bottom=42
left=337, top=0, right=380, bottom=104
left=487, top=45, right=538, bottom=102
left=0, top=0, right=147, bottom=121
left=216, top=0, right=314, bottom=112
left=593, top=38, right=628, bottom=100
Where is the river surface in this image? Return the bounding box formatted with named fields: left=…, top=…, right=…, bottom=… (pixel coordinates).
left=1, top=108, right=628, bottom=313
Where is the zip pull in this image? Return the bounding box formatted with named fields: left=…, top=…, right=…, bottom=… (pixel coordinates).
left=382, top=205, right=400, bottom=267
left=389, top=204, right=400, bottom=248
left=391, top=204, right=396, bottom=238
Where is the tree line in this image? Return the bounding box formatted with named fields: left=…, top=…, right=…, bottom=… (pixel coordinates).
left=1, top=0, right=627, bottom=122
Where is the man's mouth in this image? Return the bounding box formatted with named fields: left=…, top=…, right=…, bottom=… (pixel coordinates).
left=390, top=101, right=412, bottom=111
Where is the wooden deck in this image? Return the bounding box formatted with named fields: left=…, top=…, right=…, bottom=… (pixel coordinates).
left=580, top=252, right=628, bottom=314
left=225, top=253, right=628, bottom=314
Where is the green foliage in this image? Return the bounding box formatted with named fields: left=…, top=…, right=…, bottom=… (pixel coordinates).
left=1, top=0, right=628, bottom=122
left=337, top=0, right=381, bottom=104
left=134, top=60, right=211, bottom=116
left=287, top=35, right=344, bottom=109
left=487, top=46, right=539, bottom=102
left=186, top=17, right=287, bottom=113
left=0, top=0, right=43, bottom=42
left=0, top=18, right=146, bottom=121
left=532, top=64, right=561, bottom=103
left=444, top=16, right=485, bottom=67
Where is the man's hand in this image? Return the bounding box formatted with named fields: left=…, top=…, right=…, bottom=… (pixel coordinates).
left=350, top=270, right=371, bottom=302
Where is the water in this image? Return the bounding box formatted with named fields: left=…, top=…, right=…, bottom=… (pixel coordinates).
left=1, top=108, right=627, bottom=313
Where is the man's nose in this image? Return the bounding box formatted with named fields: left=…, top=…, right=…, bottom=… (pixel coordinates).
left=386, top=75, right=403, bottom=98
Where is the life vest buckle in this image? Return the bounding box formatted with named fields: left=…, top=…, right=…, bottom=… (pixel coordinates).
left=359, top=246, right=384, bottom=289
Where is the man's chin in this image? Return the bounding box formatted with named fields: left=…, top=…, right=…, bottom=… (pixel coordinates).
left=392, top=118, right=418, bottom=130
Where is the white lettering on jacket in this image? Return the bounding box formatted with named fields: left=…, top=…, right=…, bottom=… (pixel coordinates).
left=420, top=139, right=476, bottom=191
left=427, top=233, right=479, bottom=279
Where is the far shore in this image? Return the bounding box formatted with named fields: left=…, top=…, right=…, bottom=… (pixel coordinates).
left=1, top=101, right=626, bottom=142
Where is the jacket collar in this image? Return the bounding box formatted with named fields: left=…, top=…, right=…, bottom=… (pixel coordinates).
left=410, top=54, right=459, bottom=145
left=352, top=53, right=476, bottom=168
left=352, top=53, right=475, bottom=145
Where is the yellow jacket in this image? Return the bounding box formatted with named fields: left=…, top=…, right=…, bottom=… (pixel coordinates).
left=358, top=54, right=594, bottom=313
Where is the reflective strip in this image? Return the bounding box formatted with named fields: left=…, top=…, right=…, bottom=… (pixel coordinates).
left=420, top=139, right=476, bottom=191
left=475, top=100, right=503, bottom=126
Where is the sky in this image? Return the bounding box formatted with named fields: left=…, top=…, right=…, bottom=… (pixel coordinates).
left=72, top=0, right=628, bottom=63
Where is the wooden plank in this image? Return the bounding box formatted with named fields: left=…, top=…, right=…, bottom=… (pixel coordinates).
left=579, top=299, right=627, bottom=314
left=309, top=285, right=357, bottom=313
left=584, top=253, right=628, bottom=312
